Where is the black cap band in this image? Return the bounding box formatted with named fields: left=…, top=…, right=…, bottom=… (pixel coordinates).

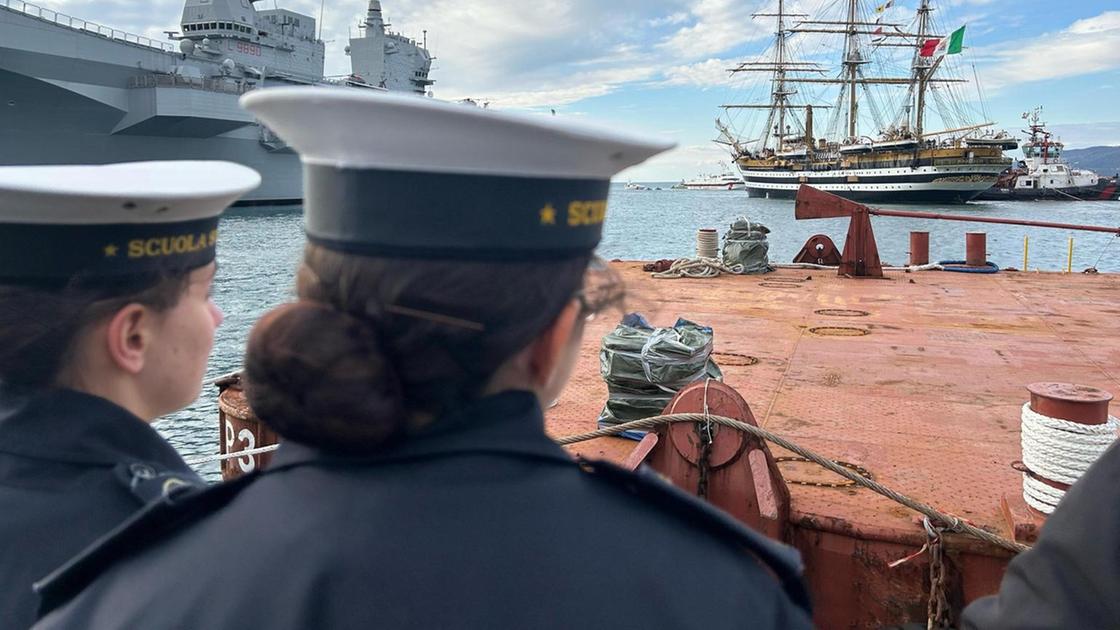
left=304, top=165, right=610, bottom=261
left=0, top=217, right=220, bottom=282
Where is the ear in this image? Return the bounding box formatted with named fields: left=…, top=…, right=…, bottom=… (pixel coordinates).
left=528, top=300, right=581, bottom=388
left=104, top=304, right=152, bottom=375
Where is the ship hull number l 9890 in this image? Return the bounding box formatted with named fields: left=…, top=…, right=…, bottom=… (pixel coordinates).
left=231, top=41, right=262, bottom=56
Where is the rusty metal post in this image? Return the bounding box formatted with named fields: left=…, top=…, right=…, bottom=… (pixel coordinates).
left=217, top=380, right=279, bottom=481
left=909, top=231, right=930, bottom=266
left=965, top=233, right=987, bottom=267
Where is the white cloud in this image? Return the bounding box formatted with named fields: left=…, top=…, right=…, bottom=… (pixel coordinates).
left=382, top=0, right=687, bottom=106
left=648, top=12, right=689, bottom=28
left=661, top=58, right=738, bottom=88
left=974, top=11, right=1120, bottom=91
left=658, top=0, right=769, bottom=58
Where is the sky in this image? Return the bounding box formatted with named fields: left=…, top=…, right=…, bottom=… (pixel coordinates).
left=32, top=0, right=1120, bottom=180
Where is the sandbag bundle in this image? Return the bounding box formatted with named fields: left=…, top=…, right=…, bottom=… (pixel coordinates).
left=597, top=314, right=722, bottom=438
left=723, top=217, right=772, bottom=274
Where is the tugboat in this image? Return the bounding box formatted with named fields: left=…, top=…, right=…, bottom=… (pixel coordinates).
left=976, top=107, right=1120, bottom=201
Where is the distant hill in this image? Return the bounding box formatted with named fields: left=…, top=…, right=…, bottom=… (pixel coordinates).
left=1064, top=146, right=1120, bottom=177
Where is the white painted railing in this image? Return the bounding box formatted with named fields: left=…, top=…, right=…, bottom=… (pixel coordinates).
left=0, top=0, right=177, bottom=53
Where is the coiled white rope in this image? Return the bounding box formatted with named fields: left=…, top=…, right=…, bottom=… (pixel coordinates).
left=1020, top=403, right=1119, bottom=513
left=651, top=257, right=745, bottom=279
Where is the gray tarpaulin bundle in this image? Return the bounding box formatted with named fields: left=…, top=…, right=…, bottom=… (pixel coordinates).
left=597, top=314, right=723, bottom=439
left=722, top=217, right=773, bottom=274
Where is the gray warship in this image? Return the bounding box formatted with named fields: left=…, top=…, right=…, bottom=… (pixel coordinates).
left=0, top=0, right=433, bottom=204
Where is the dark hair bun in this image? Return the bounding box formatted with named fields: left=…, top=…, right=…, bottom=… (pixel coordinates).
left=245, top=301, right=405, bottom=453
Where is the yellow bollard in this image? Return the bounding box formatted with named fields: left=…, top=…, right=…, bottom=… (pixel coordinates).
left=1023, top=236, right=1030, bottom=271
left=1067, top=237, right=1074, bottom=273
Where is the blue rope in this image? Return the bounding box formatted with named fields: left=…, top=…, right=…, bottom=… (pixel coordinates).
left=938, top=260, right=1000, bottom=274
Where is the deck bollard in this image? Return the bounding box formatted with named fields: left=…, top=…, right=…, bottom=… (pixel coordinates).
left=965, top=232, right=987, bottom=267
left=217, top=380, right=279, bottom=481
left=1021, top=382, right=1115, bottom=516
left=909, top=231, right=929, bottom=266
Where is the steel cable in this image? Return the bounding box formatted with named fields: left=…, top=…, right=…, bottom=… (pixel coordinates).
left=558, top=412, right=1031, bottom=553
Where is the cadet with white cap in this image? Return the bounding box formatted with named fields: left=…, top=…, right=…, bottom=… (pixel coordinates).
left=0, top=161, right=259, bottom=628
left=36, top=89, right=812, bottom=629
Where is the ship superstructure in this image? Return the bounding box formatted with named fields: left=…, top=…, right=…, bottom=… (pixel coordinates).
left=977, top=108, right=1120, bottom=201
left=719, top=0, right=1013, bottom=204
left=676, top=172, right=745, bottom=191
left=0, top=0, right=434, bottom=203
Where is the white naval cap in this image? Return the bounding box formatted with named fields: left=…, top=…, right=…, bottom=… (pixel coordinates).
left=0, top=161, right=261, bottom=282
left=241, top=87, right=674, bottom=261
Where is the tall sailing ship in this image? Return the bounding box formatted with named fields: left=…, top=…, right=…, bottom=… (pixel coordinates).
left=717, top=0, right=1015, bottom=204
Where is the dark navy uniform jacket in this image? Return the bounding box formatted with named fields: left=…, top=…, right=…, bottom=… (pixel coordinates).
left=36, top=391, right=812, bottom=629
left=0, top=389, right=200, bottom=628
left=961, top=442, right=1120, bottom=629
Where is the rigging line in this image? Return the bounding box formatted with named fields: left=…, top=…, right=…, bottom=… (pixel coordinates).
left=930, top=85, right=961, bottom=132
left=956, top=63, right=986, bottom=124
left=860, top=82, right=888, bottom=132
left=1092, top=235, right=1117, bottom=271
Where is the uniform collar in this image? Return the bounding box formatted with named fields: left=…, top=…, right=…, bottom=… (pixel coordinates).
left=0, top=388, right=190, bottom=470
left=270, top=390, right=574, bottom=471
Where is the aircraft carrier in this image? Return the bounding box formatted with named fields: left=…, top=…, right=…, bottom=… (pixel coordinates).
left=0, top=0, right=433, bottom=204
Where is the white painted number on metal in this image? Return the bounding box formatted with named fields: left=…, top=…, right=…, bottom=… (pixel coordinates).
left=224, top=419, right=257, bottom=473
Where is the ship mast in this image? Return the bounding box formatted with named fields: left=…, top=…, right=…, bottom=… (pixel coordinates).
left=722, top=0, right=969, bottom=153
left=776, top=0, right=788, bottom=149
left=784, top=2, right=961, bottom=146
left=911, top=0, right=939, bottom=139
left=844, top=0, right=860, bottom=140
left=721, top=3, right=820, bottom=152
left=363, top=0, right=385, bottom=31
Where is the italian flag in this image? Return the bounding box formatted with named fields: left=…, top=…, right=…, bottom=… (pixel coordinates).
left=920, top=25, right=966, bottom=58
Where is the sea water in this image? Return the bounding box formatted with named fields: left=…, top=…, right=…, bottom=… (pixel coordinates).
left=162, top=186, right=1120, bottom=480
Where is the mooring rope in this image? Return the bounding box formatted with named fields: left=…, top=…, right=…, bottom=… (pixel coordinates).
left=560, top=413, right=1031, bottom=553
left=185, top=444, right=280, bottom=466
left=651, top=257, right=745, bottom=279
left=1090, top=234, right=1117, bottom=272
left=1020, top=403, right=1118, bottom=513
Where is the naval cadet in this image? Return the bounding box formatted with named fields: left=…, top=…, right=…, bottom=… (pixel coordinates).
left=0, top=161, right=259, bottom=627
left=961, top=442, right=1120, bottom=629
left=35, top=89, right=813, bottom=629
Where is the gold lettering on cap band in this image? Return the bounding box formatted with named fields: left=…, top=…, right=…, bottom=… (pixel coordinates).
left=567, top=200, right=608, bottom=227
left=127, top=229, right=219, bottom=259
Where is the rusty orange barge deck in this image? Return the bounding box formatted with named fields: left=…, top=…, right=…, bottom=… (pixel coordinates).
left=217, top=259, right=1120, bottom=628
left=545, top=263, right=1120, bottom=628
